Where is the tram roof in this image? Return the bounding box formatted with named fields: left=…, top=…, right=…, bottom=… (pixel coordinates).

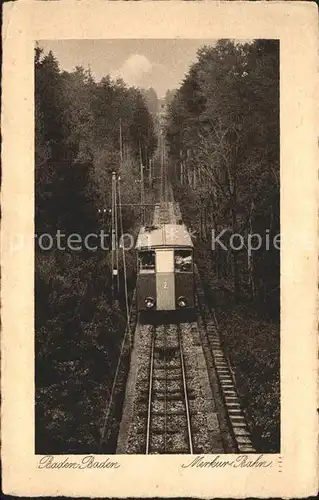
left=136, top=223, right=193, bottom=249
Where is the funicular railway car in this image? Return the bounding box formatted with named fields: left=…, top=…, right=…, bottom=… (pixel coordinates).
left=136, top=223, right=195, bottom=319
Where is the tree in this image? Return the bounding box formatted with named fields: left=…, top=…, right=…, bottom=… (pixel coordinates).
left=141, top=87, right=159, bottom=116
left=35, top=47, right=157, bottom=236
left=35, top=46, right=159, bottom=453
left=166, top=39, right=279, bottom=312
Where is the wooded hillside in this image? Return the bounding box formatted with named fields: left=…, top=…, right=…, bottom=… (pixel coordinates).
left=35, top=46, right=157, bottom=453
left=166, top=39, right=280, bottom=317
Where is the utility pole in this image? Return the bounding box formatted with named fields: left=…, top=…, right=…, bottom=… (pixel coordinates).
left=119, top=118, right=123, bottom=166
left=164, top=141, right=167, bottom=201
left=115, top=175, right=119, bottom=293
left=139, top=142, right=145, bottom=226
left=140, top=161, right=145, bottom=226
left=164, top=141, right=166, bottom=201
left=111, top=171, right=120, bottom=300
left=149, top=158, right=152, bottom=187
left=160, top=131, right=164, bottom=202
left=180, top=149, right=183, bottom=185
left=111, top=172, right=115, bottom=300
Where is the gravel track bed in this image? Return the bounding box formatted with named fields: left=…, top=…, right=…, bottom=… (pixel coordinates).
left=153, top=379, right=181, bottom=392
left=178, top=322, right=215, bottom=451
left=125, top=323, right=153, bottom=453
left=166, top=414, right=187, bottom=428
left=124, top=318, right=224, bottom=453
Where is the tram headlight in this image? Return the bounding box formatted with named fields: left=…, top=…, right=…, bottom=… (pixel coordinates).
left=177, top=296, right=187, bottom=308
left=145, top=297, right=155, bottom=309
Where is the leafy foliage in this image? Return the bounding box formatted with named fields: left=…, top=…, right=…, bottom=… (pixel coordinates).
left=35, top=45, right=157, bottom=453
left=166, top=39, right=280, bottom=314
left=35, top=46, right=156, bottom=234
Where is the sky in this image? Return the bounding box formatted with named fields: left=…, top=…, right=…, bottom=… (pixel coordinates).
left=37, top=39, right=218, bottom=98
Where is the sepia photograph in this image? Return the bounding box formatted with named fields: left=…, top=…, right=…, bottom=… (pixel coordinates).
left=2, top=2, right=317, bottom=498
left=35, top=38, right=280, bottom=457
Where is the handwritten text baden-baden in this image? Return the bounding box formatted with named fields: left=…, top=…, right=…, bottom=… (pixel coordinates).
left=38, top=455, right=120, bottom=469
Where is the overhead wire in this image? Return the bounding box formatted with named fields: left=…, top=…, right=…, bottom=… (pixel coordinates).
left=118, top=176, right=130, bottom=340
left=99, top=174, right=132, bottom=452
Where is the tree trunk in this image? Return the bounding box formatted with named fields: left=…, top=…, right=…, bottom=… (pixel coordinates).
left=203, top=206, right=207, bottom=241
left=248, top=200, right=256, bottom=301
left=231, top=204, right=239, bottom=301
left=212, top=212, right=219, bottom=279
left=227, top=156, right=239, bottom=301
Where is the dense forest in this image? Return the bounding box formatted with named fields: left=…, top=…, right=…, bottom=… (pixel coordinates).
left=166, top=39, right=280, bottom=316
left=35, top=39, right=280, bottom=453
left=165, top=39, right=280, bottom=450
left=35, top=45, right=157, bottom=452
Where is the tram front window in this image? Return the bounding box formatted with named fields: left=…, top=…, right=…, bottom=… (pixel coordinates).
left=139, top=251, right=155, bottom=273
left=174, top=250, right=193, bottom=272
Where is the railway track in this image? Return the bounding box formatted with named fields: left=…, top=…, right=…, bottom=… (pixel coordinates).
left=145, top=324, right=194, bottom=454
left=117, top=316, right=237, bottom=454
left=116, top=289, right=255, bottom=454
left=116, top=194, right=255, bottom=455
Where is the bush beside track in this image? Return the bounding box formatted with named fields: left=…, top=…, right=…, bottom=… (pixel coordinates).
left=35, top=186, right=156, bottom=454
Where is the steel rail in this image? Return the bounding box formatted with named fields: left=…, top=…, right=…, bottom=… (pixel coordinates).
left=145, top=327, right=155, bottom=454
left=164, top=325, right=168, bottom=453
left=177, top=325, right=194, bottom=454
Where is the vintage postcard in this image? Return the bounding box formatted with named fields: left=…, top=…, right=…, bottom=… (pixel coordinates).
left=1, top=0, right=318, bottom=497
